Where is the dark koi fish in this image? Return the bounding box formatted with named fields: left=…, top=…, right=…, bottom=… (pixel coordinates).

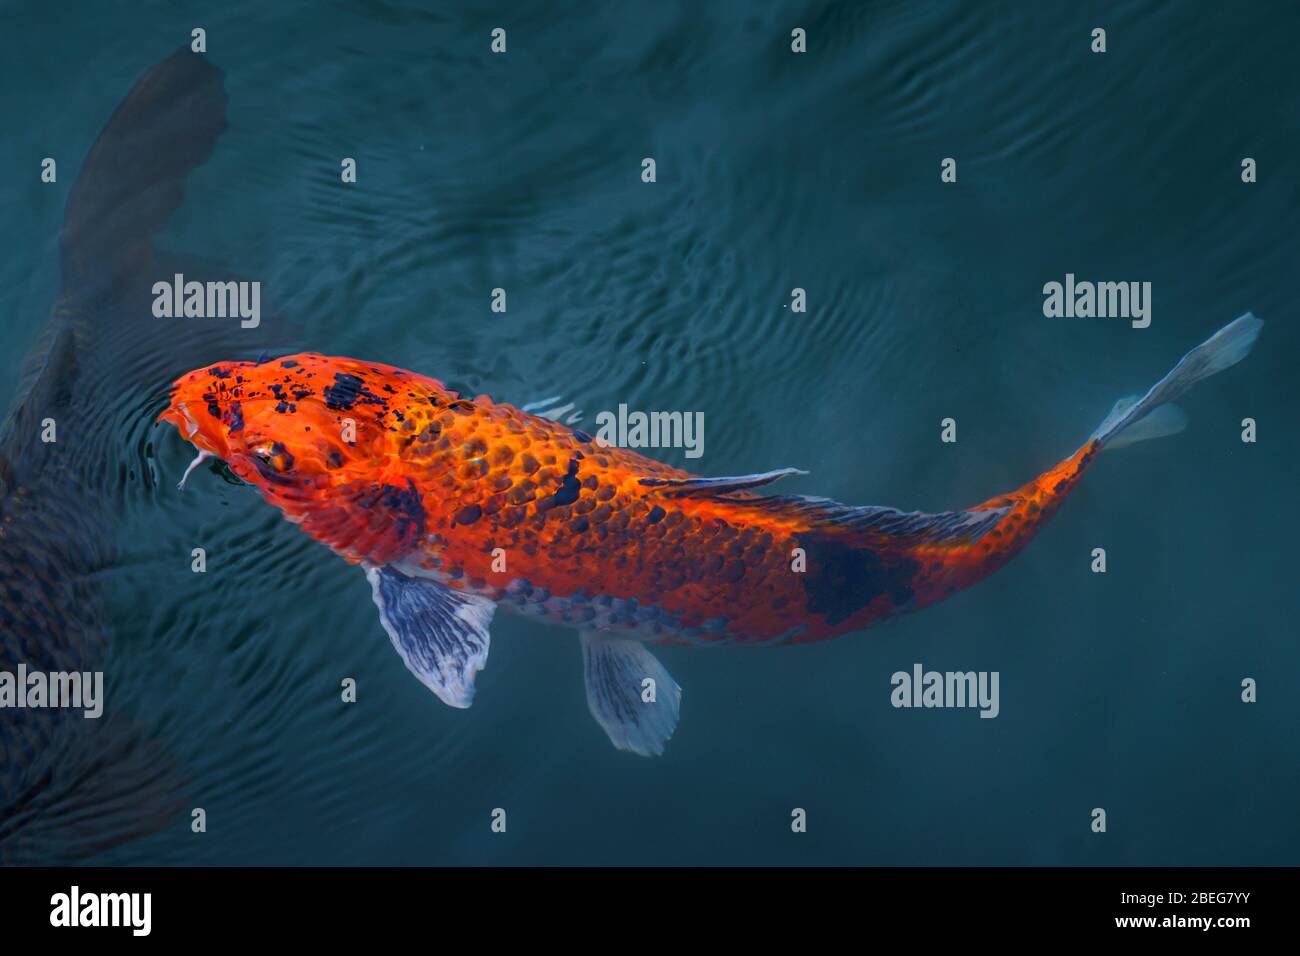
left=1, top=48, right=250, bottom=859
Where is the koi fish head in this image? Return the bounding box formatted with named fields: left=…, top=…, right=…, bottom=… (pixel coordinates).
left=158, top=354, right=442, bottom=563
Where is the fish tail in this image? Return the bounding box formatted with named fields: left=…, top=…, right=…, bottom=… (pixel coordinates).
left=960, top=313, right=1264, bottom=571
left=60, top=47, right=227, bottom=292
left=1088, top=312, right=1263, bottom=450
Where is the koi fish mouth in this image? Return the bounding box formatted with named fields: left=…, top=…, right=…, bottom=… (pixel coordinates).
left=159, top=394, right=235, bottom=452
left=158, top=400, right=206, bottom=445
left=160, top=395, right=303, bottom=492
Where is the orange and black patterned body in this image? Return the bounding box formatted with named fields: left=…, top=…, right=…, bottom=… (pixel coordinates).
left=159, top=354, right=1098, bottom=647
left=905, top=441, right=1099, bottom=612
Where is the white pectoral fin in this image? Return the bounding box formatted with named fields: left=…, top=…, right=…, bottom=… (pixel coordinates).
left=366, top=566, right=495, bottom=708
left=580, top=631, right=681, bottom=757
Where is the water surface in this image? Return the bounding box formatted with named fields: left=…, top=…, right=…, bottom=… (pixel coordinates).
left=0, top=0, right=1296, bottom=865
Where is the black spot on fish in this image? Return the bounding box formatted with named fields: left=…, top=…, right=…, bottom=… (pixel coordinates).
left=718, top=560, right=745, bottom=583
left=324, top=372, right=386, bottom=411
left=794, top=531, right=919, bottom=627
left=280, top=359, right=300, bottom=368
left=382, top=482, right=426, bottom=538
left=275, top=401, right=290, bottom=414
left=211, top=366, right=232, bottom=379
left=454, top=504, right=482, bottom=525
left=325, top=374, right=362, bottom=409
left=351, top=480, right=427, bottom=540
left=207, top=401, right=221, bottom=419
left=646, top=506, right=666, bottom=524
left=550, top=459, right=582, bottom=507
left=327, top=450, right=343, bottom=468
left=292, top=389, right=311, bottom=401
left=227, top=402, right=245, bottom=434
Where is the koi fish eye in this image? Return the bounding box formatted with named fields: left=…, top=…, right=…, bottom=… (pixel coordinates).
left=249, top=440, right=295, bottom=477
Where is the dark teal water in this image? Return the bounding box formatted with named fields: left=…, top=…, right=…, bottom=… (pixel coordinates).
left=1, top=1, right=1297, bottom=865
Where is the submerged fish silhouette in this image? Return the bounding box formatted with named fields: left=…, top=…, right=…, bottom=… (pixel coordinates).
left=0, top=48, right=284, bottom=860
left=160, top=316, right=1261, bottom=756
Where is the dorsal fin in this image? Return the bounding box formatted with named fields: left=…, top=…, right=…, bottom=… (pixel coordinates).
left=0, top=326, right=80, bottom=464
left=638, top=467, right=807, bottom=497
left=728, top=494, right=1011, bottom=546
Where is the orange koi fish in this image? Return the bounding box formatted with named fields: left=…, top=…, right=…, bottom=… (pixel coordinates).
left=159, top=315, right=1261, bottom=755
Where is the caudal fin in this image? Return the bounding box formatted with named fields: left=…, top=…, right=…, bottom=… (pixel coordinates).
left=60, top=47, right=227, bottom=291
left=1089, top=313, right=1263, bottom=449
